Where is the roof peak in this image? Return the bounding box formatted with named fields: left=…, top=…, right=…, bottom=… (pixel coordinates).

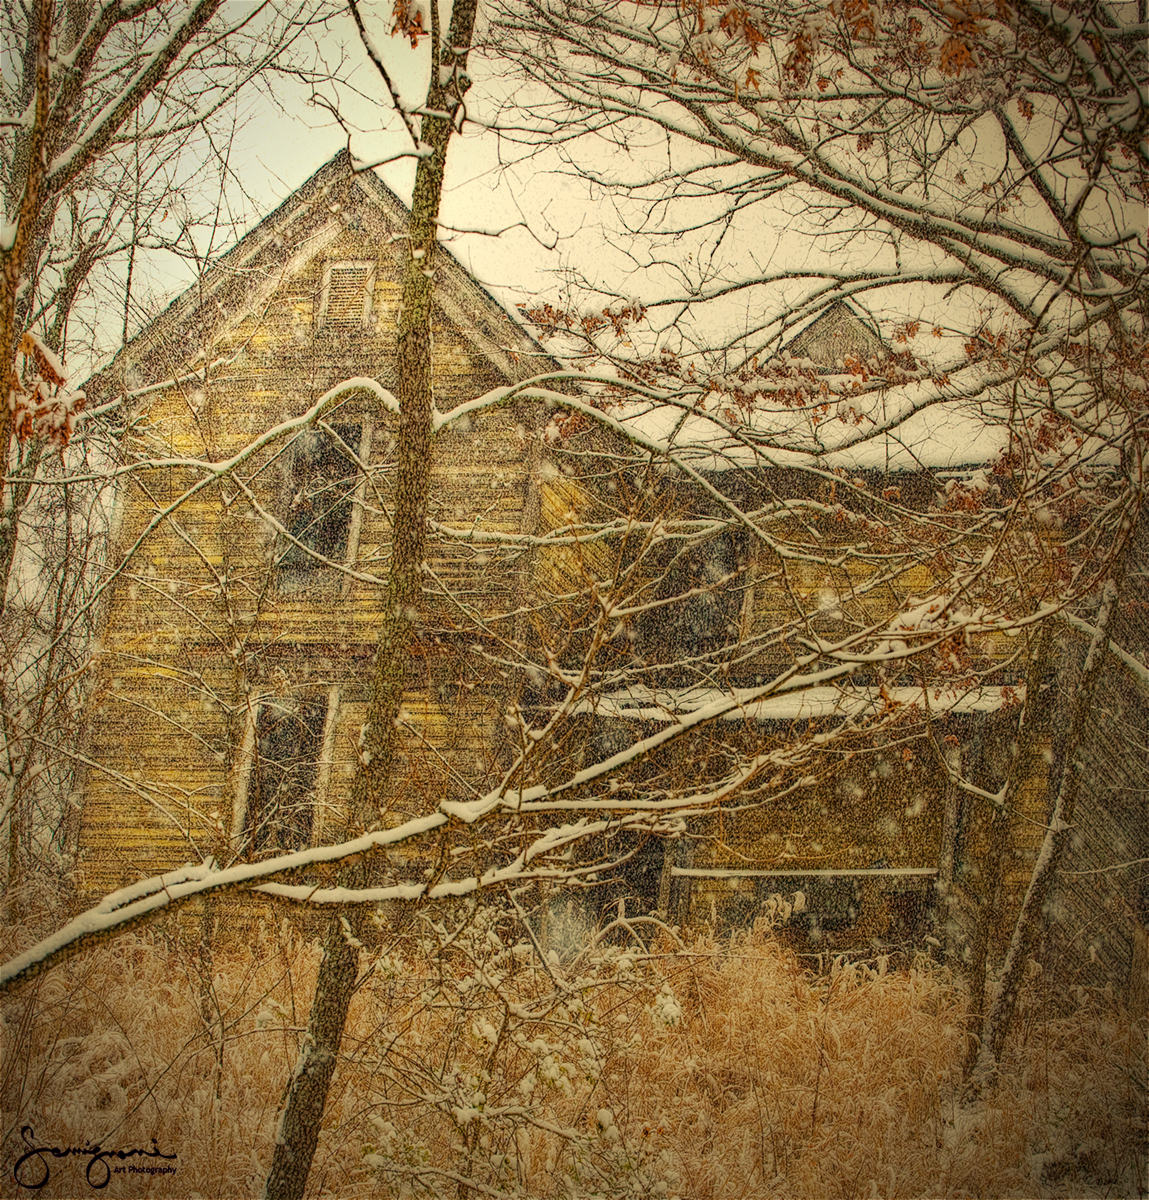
left=83, top=148, right=555, bottom=401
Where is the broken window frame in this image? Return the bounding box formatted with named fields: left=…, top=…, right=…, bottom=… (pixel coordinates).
left=231, top=695, right=331, bottom=857
left=276, top=421, right=370, bottom=591
left=636, top=529, right=750, bottom=670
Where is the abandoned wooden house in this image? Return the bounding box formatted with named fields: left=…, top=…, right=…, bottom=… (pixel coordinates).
left=73, top=150, right=1147, bottom=990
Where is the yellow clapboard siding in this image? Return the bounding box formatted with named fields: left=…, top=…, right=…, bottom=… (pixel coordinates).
left=76, top=207, right=542, bottom=900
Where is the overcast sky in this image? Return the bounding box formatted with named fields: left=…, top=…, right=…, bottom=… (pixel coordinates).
left=171, top=3, right=617, bottom=323
left=111, top=1, right=996, bottom=398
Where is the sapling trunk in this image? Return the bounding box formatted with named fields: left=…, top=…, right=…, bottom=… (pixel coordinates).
left=968, top=563, right=1126, bottom=1095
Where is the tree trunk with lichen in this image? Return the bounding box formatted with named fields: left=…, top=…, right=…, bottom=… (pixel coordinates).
left=952, top=623, right=1055, bottom=1078
left=261, top=6, right=478, bottom=1197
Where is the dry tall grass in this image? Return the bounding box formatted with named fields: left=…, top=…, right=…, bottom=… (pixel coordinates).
left=2, top=910, right=1145, bottom=1199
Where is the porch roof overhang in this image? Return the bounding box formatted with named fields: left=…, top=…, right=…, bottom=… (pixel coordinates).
left=573, top=683, right=1019, bottom=724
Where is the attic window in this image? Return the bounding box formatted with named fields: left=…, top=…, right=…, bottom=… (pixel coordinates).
left=317, top=260, right=375, bottom=330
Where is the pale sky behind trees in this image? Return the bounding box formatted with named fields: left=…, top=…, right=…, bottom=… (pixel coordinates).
left=105, top=0, right=986, bottom=398
left=109, top=1, right=617, bottom=359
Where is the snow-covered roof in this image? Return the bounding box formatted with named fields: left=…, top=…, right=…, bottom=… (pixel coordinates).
left=576, top=683, right=1018, bottom=724
left=614, top=301, right=1008, bottom=472
left=618, top=389, right=1007, bottom=474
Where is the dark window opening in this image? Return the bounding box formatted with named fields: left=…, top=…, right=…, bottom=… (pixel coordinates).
left=884, top=888, right=934, bottom=944
left=601, top=834, right=666, bottom=919
left=546, top=833, right=668, bottom=956
left=278, top=423, right=362, bottom=588
left=763, top=874, right=936, bottom=949
left=638, top=532, right=745, bottom=668
left=783, top=876, right=864, bottom=939
left=247, top=699, right=325, bottom=854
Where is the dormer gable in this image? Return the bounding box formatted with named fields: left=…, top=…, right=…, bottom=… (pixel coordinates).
left=781, top=301, right=885, bottom=369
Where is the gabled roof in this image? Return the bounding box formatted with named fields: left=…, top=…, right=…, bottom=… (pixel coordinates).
left=780, top=301, right=885, bottom=369
left=84, top=149, right=556, bottom=404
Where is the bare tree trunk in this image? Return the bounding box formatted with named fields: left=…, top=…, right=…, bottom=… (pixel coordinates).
left=261, top=6, right=479, bottom=1197
left=1, top=0, right=224, bottom=617
left=935, top=741, right=961, bottom=962
left=0, top=0, right=51, bottom=616
left=942, top=623, right=1054, bottom=1077
left=960, top=795, right=1010, bottom=1077
left=260, top=905, right=362, bottom=1200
